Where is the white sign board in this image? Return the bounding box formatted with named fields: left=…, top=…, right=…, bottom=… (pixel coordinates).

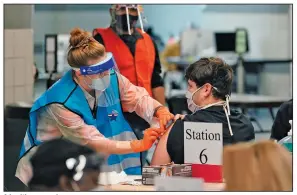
left=184, top=122, right=223, bottom=165
left=154, top=176, right=204, bottom=191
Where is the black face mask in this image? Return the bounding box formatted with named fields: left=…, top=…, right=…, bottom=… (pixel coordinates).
left=115, top=14, right=139, bottom=32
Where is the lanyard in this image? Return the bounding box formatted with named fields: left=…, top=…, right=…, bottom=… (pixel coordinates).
left=200, top=100, right=233, bottom=137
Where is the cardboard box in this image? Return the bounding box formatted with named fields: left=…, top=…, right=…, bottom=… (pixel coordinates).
left=142, top=164, right=192, bottom=185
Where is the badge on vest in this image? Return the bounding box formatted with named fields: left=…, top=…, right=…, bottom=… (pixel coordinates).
left=108, top=110, right=118, bottom=121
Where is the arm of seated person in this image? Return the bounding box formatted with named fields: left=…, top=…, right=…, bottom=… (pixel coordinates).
left=151, top=124, right=173, bottom=165
left=151, top=118, right=185, bottom=165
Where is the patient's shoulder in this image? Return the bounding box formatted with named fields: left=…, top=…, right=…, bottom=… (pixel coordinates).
left=183, top=112, right=207, bottom=122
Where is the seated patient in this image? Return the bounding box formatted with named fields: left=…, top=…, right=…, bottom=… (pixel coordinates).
left=151, top=57, right=255, bottom=165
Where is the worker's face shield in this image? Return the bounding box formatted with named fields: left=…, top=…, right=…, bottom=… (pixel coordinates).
left=112, top=4, right=146, bottom=35
left=73, top=52, right=125, bottom=107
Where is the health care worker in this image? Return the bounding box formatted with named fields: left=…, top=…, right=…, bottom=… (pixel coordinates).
left=151, top=57, right=255, bottom=165
left=16, top=28, right=174, bottom=185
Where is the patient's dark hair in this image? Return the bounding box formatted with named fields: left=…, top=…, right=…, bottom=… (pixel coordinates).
left=185, top=57, right=233, bottom=100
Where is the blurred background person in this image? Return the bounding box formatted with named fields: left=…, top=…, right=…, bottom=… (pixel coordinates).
left=29, top=139, right=104, bottom=191
left=160, top=39, right=180, bottom=72
left=270, top=99, right=293, bottom=141
left=223, top=140, right=292, bottom=191
left=167, top=33, right=177, bottom=45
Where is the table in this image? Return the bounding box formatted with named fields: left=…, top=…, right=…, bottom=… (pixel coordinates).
left=229, top=94, right=290, bottom=115
left=104, top=183, right=224, bottom=191
left=169, top=91, right=289, bottom=109
left=231, top=94, right=291, bottom=132
left=100, top=175, right=224, bottom=191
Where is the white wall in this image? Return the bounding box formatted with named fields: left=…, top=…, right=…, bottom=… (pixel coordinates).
left=143, top=5, right=291, bottom=97
left=33, top=5, right=292, bottom=97
left=4, top=29, right=34, bottom=105
left=201, top=12, right=291, bottom=97
left=199, top=12, right=290, bottom=59
left=4, top=5, right=33, bottom=29
left=4, top=5, right=35, bottom=104
left=143, top=5, right=206, bottom=41
left=33, top=10, right=110, bottom=70
left=33, top=5, right=292, bottom=65
left=144, top=5, right=290, bottom=59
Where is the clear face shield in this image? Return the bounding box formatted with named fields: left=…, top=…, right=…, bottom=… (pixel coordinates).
left=73, top=52, right=125, bottom=107
left=112, top=4, right=147, bottom=35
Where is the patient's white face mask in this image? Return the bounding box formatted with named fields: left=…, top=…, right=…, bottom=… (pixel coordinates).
left=185, top=86, right=203, bottom=113
left=185, top=85, right=234, bottom=137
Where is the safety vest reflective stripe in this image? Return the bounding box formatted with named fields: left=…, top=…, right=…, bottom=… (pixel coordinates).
left=19, top=129, right=35, bottom=158
left=23, top=131, right=33, bottom=151
left=101, top=157, right=141, bottom=173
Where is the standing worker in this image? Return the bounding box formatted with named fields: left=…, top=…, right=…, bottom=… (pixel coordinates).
left=15, top=28, right=174, bottom=185
left=93, top=5, right=166, bottom=142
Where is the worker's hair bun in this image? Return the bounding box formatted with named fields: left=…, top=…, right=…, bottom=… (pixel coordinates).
left=69, top=27, right=91, bottom=49
left=67, top=27, right=105, bottom=68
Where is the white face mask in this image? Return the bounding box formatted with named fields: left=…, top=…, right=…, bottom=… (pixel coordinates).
left=87, top=74, right=110, bottom=91
left=186, top=88, right=234, bottom=138
left=185, top=87, right=203, bottom=113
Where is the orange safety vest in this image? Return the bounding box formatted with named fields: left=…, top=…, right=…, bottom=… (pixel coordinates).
left=93, top=27, right=155, bottom=96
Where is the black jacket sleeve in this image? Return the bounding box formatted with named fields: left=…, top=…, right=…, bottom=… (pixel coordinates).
left=167, top=119, right=184, bottom=164
left=151, top=40, right=164, bottom=89
left=270, top=99, right=293, bottom=141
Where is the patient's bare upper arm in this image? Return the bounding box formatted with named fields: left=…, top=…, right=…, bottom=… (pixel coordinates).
left=151, top=125, right=173, bottom=165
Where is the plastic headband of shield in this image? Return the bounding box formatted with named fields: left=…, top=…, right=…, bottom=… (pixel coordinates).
left=112, top=4, right=143, bottom=12
left=65, top=154, right=103, bottom=182
left=111, top=4, right=145, bottom=34
left=72, top=52, right=115, bottom=75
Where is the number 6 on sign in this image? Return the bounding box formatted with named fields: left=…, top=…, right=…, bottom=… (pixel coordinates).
left=184, top=122, right=223, bottom=183
left=199, top=149, right=208, bottom=164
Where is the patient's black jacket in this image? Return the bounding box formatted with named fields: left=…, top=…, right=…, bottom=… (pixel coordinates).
left=167, top=106, right=255, bottom=164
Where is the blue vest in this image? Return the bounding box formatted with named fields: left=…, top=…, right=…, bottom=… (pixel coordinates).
left=18, top=70, right=141, bottom=175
